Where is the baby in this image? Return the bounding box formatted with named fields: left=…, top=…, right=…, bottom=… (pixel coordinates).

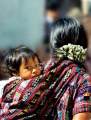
left=0, top=45, right=42, bottom=102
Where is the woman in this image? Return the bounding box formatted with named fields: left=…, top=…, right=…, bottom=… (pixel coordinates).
left=48, top=18, right=91, bottom=120
left=0, top=18, right=91, bottom=120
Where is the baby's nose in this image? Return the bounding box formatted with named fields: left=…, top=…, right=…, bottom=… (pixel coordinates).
left=32, top=69, right=37, bottom=75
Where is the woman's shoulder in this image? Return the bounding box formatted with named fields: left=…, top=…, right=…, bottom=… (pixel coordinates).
left=62, top=60, right=91, bottom=84
left=73, top=63, right=91, bottom=88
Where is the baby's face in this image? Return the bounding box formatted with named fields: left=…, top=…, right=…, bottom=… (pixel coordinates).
left=19, top=57, right=41, bottom=80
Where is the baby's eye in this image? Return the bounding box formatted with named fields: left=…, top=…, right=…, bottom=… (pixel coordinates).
left=35, top=64, right=40, bottom=67
left=25, top=66, right=33, bottom=70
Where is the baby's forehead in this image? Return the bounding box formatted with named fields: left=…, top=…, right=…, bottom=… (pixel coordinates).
left=21, top=56, right=39, bottom=65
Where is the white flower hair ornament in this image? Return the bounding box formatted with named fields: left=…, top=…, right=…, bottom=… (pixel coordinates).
left=56, top=44, right=87, bottom=63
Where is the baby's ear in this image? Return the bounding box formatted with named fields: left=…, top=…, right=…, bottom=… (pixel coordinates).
left=12, top=72, right=18, bottom=76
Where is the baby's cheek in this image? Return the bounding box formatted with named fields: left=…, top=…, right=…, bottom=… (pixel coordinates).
left=21, top=70, right=32, bottom=79
left=26, top=71, right=32, bottom=77
left=36, top=68, right=41, bottom=75
left=23, top=70, right=29, bottom=76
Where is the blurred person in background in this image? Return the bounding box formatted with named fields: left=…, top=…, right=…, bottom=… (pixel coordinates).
left=59, top=0, right=81, bottom=17
left=81, top=16, right=91, bottom=75
left=0, top=50, right=5, bottom=80
left=36, top=0, right=61, bottom=63
left=0, top=49, right=10, bottom=80
left=44, top=0, right=60, bottom=44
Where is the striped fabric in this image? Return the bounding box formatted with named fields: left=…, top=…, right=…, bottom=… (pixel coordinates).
left=0, top=60, right=91, bottom=120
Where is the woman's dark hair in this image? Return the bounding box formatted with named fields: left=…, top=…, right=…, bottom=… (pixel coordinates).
left=5, top=45, right=39, bottom=76
left=50, top=17, right=88, bottom=50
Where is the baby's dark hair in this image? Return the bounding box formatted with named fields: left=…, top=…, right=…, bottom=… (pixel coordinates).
left=5, top=45, right=39, bottom=76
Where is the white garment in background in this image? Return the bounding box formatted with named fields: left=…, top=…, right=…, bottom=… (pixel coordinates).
left=0, top=77, right=21, bottom=99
